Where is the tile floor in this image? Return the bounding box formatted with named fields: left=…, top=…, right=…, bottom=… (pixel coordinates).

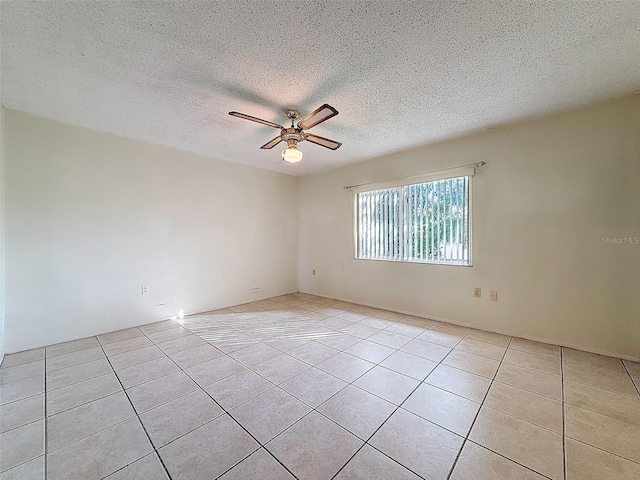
left=1, top=292, right=640, bottom=479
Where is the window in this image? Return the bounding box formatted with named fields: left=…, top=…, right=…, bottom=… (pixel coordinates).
left=355, top=175, right=471, bottom=265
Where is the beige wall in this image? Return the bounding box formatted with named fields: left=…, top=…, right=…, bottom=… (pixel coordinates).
left=4, top=110, right=298, bottom=353
left=298, top=94, right=640, bottom=360
left=0, top=107, right=5, bottom=362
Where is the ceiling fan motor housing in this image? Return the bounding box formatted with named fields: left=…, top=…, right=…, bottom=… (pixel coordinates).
left=282, top=127, right=304, bottom=143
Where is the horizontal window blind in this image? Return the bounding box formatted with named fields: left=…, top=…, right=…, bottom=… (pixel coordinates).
left=356, top=175, right=470, bottom=265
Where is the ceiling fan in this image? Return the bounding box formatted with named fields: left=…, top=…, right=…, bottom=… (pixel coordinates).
left=228, top=104, right=342, bottom=163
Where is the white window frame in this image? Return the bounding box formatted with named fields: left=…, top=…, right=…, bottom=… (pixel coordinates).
left=352, top=166, right=474, bottom=266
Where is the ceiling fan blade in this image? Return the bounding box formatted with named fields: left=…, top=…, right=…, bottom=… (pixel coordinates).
left=304, top=133, right=342, bottom=150
left=260, top=136, right=283, bottom=149
left=229, top=111, right=284, bottom=129
left=297, top=104, right=339, bottom=130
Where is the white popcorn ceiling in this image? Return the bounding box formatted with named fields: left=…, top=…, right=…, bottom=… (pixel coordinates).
left=1, top=1, right=639, bottom=175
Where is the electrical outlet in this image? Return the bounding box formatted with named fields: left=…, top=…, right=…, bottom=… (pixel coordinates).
left=490, top=290, right=498, bottom=301
left=141, top=285, right=149, bottom=296
left=280, top=270, right=284, bottom=276
left=473, top=288, right=481, bottom=299
left=250, top=287, right=259, bottom=294
left=313, top=269, right=316, bottom=275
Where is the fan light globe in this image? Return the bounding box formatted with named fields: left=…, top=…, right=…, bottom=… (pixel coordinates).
left=282, top=145, right=303, bottom=163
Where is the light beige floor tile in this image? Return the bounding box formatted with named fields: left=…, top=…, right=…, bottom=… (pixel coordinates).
left=16, top=298, right=640, bottom=480
left=46, top=347, right=105, bottom=373
left=219, top=448, right=294, bottom=480
left=340, top=323, right=381, bottom=339
left=139, top=319, right=181, bottom=335
left=147, top=326, right=192, bottom=344
left=103, top=336, right=153, bottom=356
left=450, top=442, right=547, bottom=480
left=45, top=337, right=100, bottom=358
left=267, top=411, right=362, bottom=480
left=336, top=311, right=369, bottom=322
left=425, top=364, right=491, bottom=403
left=47, top=372, right=122, bottom=415
left=319, top=317, right=355, bottom=331
left=417, top=329, right=462, bottom=348
left=563, top=362, right=638, bottom=396
left=159, top=414, right=258, bottom=480
left=316, top=307, right=347, bottom=317
left=562, top=347, right=626, bottom=373
left=623, top=359, right=640, bottom=377
left=367, top=330, right=412, bottom=349
left=127, top=370, right=199, bottom=413
left=168, top=344, right=224, bottom=369
left=288, top=341, right=339, bottom=365
left=316, top=352, right=375, bottom=382
left=370, top=408, right=463, bottom=479
left=97, top=327, right=144, bottom=346
left=0, top=375, right=44, bottom=406
left=0, top=348, right=44, bottom=369
left=104, top=453, right=168, bottom=480
left=379, top=351, right=437, bottom=380
left=47, top=417, right=152, bottom=480
left=455, top=338, right=506, bottom=361
left=208, top=336, right=259, bottom=354
left=0, top=394, right=44, bottom=433
left=231, top=388, right=311, bottom=443
left=334, top=444, right=421, bottom=479
left=317, top=385, right=395, bottom=440
left=314, top=333, right=361, bottom=350
left=140, top=389, right=224, bottom=448
left=116, top=356, right=180, bottom=389
left=565, top=380, right=640, bottom=425
left=0, top=361, right=44, bottom=385
left=565, top=403, right=640, bottom=463
left=509, top=338, right=560, bottom=358
left=565, top=438, right=640, bottom=480
left=229, top=342, right=282, bottom=367
left=384, top=321, right=426, bottom=338
left=401, top=316, right=436, bottom=329
left=345, top=340, right=395, bottom=364
left=403, top=383, right=480, bottom=436
left=353, top=366, right=420, bottom=405
left=469, top=407, right=564, bottom=480
left=484, top=381, right=563, bottom=432
left=400, top=338, right=451, bottom=362
left=442, top=349, right=500, bottom=378
left=280, top=367, right=347, bottom=407
left=229, top=303, right=265, bottom=313
left=108, top=345, right=165, bottom=371
left=314, top=297, right=341, bottom=307
left=503, top=349, right=561, bottom=376
left=301, top=302, right=329, bottom=312
left=430, top=322, right=470, bottom=337
left=47, top=392, right=135, bottom=451
left=373, top=310, right=406, bottom=322
left=495, top=362, right=562, bottom=400
left=464, top=329, right=512, bottom=347
left=0, top=455, right=44, bottom=480
left=359, top=317, right=397, bottom=330
left=252, top=354, right=311, bottom=384
left=0, top=419, right=44, bottom=473
left=205, top=369, right=273, bottom=409
left=46, top=357, right=112, bottom=390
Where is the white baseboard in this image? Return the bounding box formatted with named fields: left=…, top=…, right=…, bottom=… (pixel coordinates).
left=298, top=290, right=640, bottom=363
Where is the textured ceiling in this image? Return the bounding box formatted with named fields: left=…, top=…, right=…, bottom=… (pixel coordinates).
left=1, top=1, right=640, bottom=175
